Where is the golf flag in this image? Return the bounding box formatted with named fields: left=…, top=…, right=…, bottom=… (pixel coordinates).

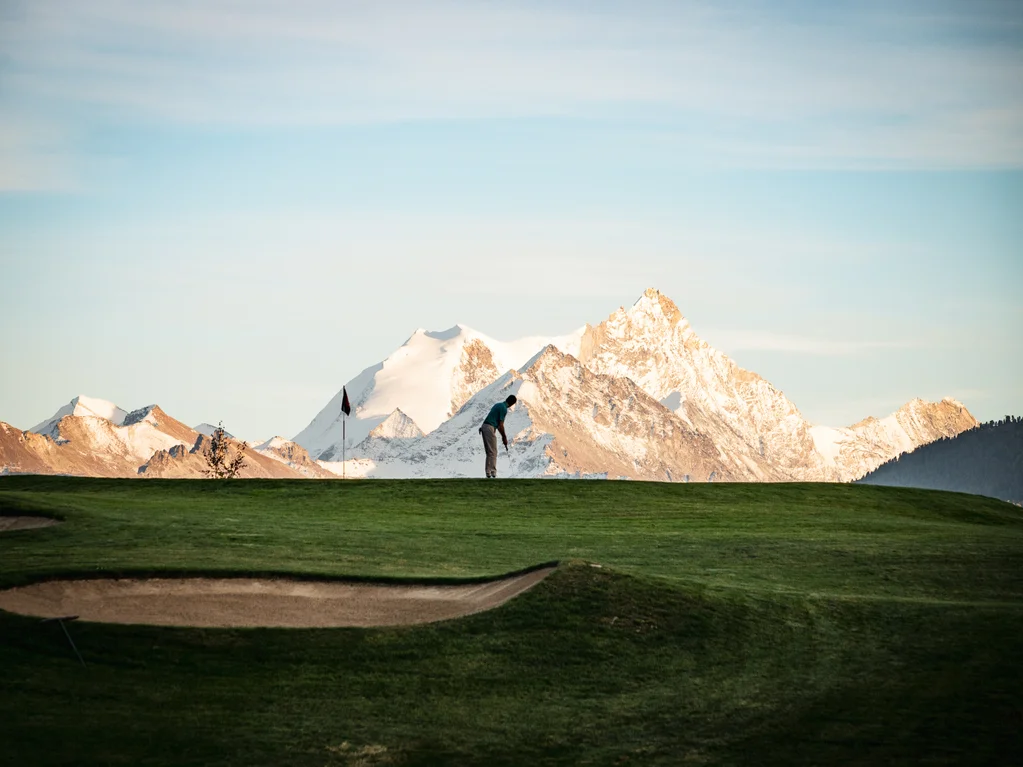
left=341, top=386, right=351, bottom=480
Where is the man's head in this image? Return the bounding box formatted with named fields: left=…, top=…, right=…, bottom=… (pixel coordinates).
left=505, top=395, right=517, bottom=407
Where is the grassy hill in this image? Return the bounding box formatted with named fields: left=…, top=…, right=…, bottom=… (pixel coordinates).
left=1, top=477, right=1021, bottom=766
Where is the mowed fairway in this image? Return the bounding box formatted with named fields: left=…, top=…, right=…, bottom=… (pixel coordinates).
left=1, top=478, right=1022, bottom=766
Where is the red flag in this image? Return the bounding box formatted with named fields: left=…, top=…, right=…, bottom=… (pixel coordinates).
left=341, top=386, right=351, bottom=416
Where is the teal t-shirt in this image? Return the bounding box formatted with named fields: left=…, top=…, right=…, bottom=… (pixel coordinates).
left=483, top=402, right=509, bottom=428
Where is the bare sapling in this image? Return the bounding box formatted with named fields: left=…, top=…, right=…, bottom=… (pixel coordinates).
left=203, top=421, right=246, bottom=479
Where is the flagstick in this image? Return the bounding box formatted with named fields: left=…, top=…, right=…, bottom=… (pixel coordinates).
left=340, top=385, right=351, bottom=481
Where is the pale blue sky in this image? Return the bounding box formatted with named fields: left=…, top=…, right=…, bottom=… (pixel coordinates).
left=1, top=0, right=1021, bottom=440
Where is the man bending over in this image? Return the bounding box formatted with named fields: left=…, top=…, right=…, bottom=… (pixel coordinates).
left=479, top=395, right=516, bottom=478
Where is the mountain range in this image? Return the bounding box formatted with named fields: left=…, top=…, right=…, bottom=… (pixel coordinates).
left=0, top=396, right=332, bottom=480
left=0, top=289, right=978, bottom=482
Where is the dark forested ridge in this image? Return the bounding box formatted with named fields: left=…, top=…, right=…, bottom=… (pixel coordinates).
left=857, top=417, right=1023, bottom=503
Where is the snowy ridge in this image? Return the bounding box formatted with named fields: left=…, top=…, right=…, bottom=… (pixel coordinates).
left=366, top=409, right=424, bottom=440
left=254, top=436, right=290, bottom=451
left=31, top=395, right=127, bottom=436
left=810, top=397, right=976, bottom=481
left=294, top=323, right=584, bottom=460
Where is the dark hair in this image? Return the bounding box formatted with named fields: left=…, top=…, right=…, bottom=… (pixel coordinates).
left=506, top=395, right=517, bottom=406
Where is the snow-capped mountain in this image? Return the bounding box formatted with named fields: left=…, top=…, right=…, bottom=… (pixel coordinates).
left=21, top=398, right=200, bottom=473
left=2, top=396, right=326, bottom=479
left=348, top=345, right=767, bottom=480
left=302, top=289, right=977, bottom=481
left=294, top=323, right=584, bottom=459
left=31, top=395, right=128, bottom=436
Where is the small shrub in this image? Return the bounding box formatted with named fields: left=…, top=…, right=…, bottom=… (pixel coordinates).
left=203, top=422, right=246, bottom=479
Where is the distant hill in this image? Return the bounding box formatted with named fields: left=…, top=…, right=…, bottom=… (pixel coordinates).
left=857, top=417, right=1023, bottom=504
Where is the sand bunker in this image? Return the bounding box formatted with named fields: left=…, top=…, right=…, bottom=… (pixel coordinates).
left=0, top=516, right=59, bottom=532
left=0, top=566, right=556, bottom=628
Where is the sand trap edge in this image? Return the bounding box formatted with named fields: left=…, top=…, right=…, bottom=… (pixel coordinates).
left=0, top=564, right=559, bottom=628
left=0, top=516, right=60, bottom=533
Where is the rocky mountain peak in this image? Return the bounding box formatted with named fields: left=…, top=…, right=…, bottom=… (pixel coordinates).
left=895, top=397, right=978, bottom=436
left=30, top=395, right=128, bottom=435
left=578, top=289, right=697, bottom=367
left=122, top=404, right=163, bottom=426
left=255, top=436, right=291, bottom=451
left=631, top=287, right=686, bottom=327
left=366, top=409, right=424, bottom=440
left=609, top=288, right=689, bottom=337
left=521, top=344, right=567, bottom=373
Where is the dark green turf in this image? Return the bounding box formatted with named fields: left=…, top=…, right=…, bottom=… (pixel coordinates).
left=1, top=477, right=1021, bottom=766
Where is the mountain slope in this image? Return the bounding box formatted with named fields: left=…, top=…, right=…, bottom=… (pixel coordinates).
left=251, top=437, right=336, bottom=478
left=348, top=345, right=770, bottom=481
left=857, top=418, right=1023, bottom=503
left=294, top=324, right=584, bottom=459
left=4, top=397, right=321, bottom=480
left=811, top=398, right=978, bottom=481
left=0, top=422, right=62, bottom=476
left=139, top=434, right=323, bottom=479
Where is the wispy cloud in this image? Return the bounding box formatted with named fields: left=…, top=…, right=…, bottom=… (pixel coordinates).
left=0, top=113, right=78, bottom=192
left=2, top=0, right=1022, bottom=172
left=702, top=329, right=914, bottom=356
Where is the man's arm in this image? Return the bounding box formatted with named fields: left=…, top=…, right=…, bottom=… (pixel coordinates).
left=498, top=420, right=509, bottom=450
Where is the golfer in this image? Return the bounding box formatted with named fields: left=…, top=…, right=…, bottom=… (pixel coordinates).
left=479, top=395, right=516, bottom=478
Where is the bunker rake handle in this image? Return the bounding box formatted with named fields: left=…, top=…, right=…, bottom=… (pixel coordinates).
left=40, top=615, right=86, bottom=667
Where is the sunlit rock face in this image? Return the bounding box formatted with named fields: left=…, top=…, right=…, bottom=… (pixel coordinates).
left=576, top=289, right=835, bottom=481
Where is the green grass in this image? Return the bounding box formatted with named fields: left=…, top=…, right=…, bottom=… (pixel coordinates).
left=1, top=477, right=1021, bottom=766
